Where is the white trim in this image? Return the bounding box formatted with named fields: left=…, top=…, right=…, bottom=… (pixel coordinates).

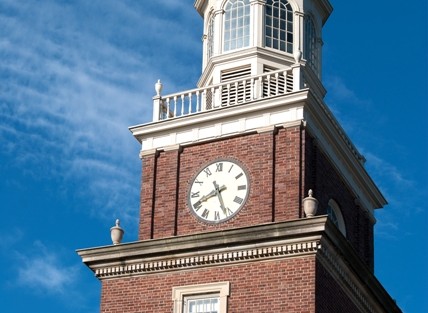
left=327, top=199, right=346, bottom=236
left=172, top=281, right=230, bottom=313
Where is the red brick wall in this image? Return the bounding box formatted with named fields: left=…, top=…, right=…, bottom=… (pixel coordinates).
left=315, top=261, right=359, bottom=313
left=304, top=133, right=374, bottom=269
left=100, top=256, right=316, bottom=313
left=139, top=127, right=374, bottom=270
left=139, top=126, right=304, bottom=240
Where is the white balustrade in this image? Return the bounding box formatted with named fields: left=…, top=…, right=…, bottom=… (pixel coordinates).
left=152, top=66, right=302, bottom=122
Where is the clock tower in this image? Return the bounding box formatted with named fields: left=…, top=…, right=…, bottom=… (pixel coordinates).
left=77, top=1, right=402, bottom=312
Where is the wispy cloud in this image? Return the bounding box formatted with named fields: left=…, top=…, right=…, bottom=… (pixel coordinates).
left=0, top=0, right=201, bottom=230
left=15, top=241, right=78, bottom=294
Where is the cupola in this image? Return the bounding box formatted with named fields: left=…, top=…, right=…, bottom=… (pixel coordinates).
left=194, top=0, right=332, bottom=97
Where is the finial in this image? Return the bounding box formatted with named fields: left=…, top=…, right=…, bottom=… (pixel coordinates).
left=110, top=218, right=124, bottom=245
left=302, top=189, right=318, bottom=218
left=155, top=79, right=163, bottom=97
left=293, top=49, right=302, bottom=63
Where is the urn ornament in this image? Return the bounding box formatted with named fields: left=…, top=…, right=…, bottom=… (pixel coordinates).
left=110, top=219, right=124, bottom=245
left=302, top=189, right=318, bottom=218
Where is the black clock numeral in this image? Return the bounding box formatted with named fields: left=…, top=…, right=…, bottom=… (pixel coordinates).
left=191, top=191, right=200, bottom=198
left=228, top=164, right=234, bottom=173
left=215, top=162, right=223, bottom=172
left=235, top=172, right=243, bottom=180
left=234, top=196, right=244, bottom=204
left=227, top=207, right=234, bottom=216
left=214, top=211, right=220, bottom=221
left=202, top=208, right=210, bottom=219
left=193, top=201, right=202, bottom=211
left=203, top=168, right=212, bottom=177
left=237, top=185, right=247, bottom=190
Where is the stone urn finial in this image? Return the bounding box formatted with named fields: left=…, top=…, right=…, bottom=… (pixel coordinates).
left=110, top=219, right=124, bottom=245
left=155, top=79, right=163, bottom=97
left=302, top=189, right=318, bottom=218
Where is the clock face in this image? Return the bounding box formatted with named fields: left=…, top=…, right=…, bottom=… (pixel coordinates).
left=188, top=159, right=250, bottom=224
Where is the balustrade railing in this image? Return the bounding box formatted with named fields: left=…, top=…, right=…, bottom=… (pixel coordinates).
left=153, top=65, right=303, bottom=122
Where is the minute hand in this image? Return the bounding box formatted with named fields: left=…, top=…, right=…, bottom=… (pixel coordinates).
left=213, top=181, right=227, bottom=214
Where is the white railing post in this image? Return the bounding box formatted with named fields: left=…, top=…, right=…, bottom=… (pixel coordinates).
left=291, top=64, right=302, bottom=92
left=152, top=96, right=161, bottom=121
left=153, top=79, right=163, bottom=121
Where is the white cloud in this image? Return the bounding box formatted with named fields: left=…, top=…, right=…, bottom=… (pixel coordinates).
left=16, top=241, right=79, bottom=294
left=0, top=1, right=201, bottom=229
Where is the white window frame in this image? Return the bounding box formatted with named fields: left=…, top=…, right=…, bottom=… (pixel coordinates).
left=223, top=0, right=251, bottom=52
left=172, top=281, right=230, bottom=313
left=327, top=199, right=347, bottom=236
left=264, top=0, right=294, bottom=54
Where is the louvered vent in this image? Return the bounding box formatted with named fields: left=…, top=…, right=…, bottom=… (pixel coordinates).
left=263, top=66, right=293, bottom=97
left=221, top=65, right=252, bottom=106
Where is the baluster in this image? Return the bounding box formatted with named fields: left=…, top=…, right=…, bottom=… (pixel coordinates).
left=227, top=83, right=231, bottom=106
left=275, top=72, right=279, bottom=95
left=251, top=78, right=255, bottom=100
left=196, top=90, right=200, bottom=112
left=258, top=77, right=263, bottom=99
left=267, top=75, right=271, bottom=97
left=181, top=94, right=185, bottom=116
left=188, top=92, right=192, bottom=114
left=173, top=96, right=177, bottom=117
left=166, top=98, right=170, bottom=119
left=218, top=85, right=222, bottom=108
left=243, top=79, right=247, bottom=103
left=284, top=70, right=289, bottom=93
left=234, top=82, right=238, bottom=104
left=211, top=86, right=215, bottom=109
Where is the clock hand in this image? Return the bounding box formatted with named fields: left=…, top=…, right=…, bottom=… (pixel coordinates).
left=213, top=181, right=227, bottom=215
left=199, top=189, right=217, bottom=202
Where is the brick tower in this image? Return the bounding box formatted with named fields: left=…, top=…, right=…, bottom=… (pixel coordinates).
left=78, top=1, right=402, bottom=312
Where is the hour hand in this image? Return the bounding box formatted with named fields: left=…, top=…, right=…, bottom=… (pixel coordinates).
left=199, top=189, right=216, bottom=202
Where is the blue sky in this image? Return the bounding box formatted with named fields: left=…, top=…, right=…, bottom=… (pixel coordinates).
left=0, top=1, right=427, bottom=312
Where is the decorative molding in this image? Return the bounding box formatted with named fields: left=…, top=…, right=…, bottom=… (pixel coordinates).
left=77, top=216, right=401, bottom=312
left=93, top=239, right=320, bottom=279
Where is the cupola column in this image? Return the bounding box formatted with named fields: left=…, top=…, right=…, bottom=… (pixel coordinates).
left=294, top=10, right=305, bottom=64
left=250, top=0, right=265, bottom=48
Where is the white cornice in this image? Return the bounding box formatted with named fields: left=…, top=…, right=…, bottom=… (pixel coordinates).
left=303, top=91, right=386, bottom=216
left=129, top=89, right=385, bottom=214
left=76, top=216, right=401, bottom=312
left=129, top=90, right=308, bottom=150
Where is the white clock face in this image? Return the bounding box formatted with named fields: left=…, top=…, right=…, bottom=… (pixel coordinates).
left=188, top=159, right=250, bottom=224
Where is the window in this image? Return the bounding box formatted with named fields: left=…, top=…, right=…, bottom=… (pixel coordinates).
left=223, top=0, right=250, bottom=52
left=187, top=295, right=219, bottom=313
left=172, top=282, right=230, bottom=313
left=265, top=0, right=293, bottom=53
left=207, top=14, right=215, bottom=59
left=327, top=199, right=346, bottom=236
left=304, top=15, right=319, bottom=75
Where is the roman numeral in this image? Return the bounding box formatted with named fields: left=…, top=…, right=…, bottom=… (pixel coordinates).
left=235, top=172, right=243, bottom=180
left=193, top=201, right=202, bottom=211
left=215, top=162, right=223, bottom=172
left=202, top=209, right=209, bottom=219
left=234, top=196, right=244, bottom=204
left=237, top=185, right=247, bottom=190
left=228, top=164, right=234, bottom=173
left=203, top=168, right=212, bottom=177
left=227, top=208, right=233, bottom=216
left=214, top=211, right=220, bottom=221
left=191, top=191, right=200, bottom=198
